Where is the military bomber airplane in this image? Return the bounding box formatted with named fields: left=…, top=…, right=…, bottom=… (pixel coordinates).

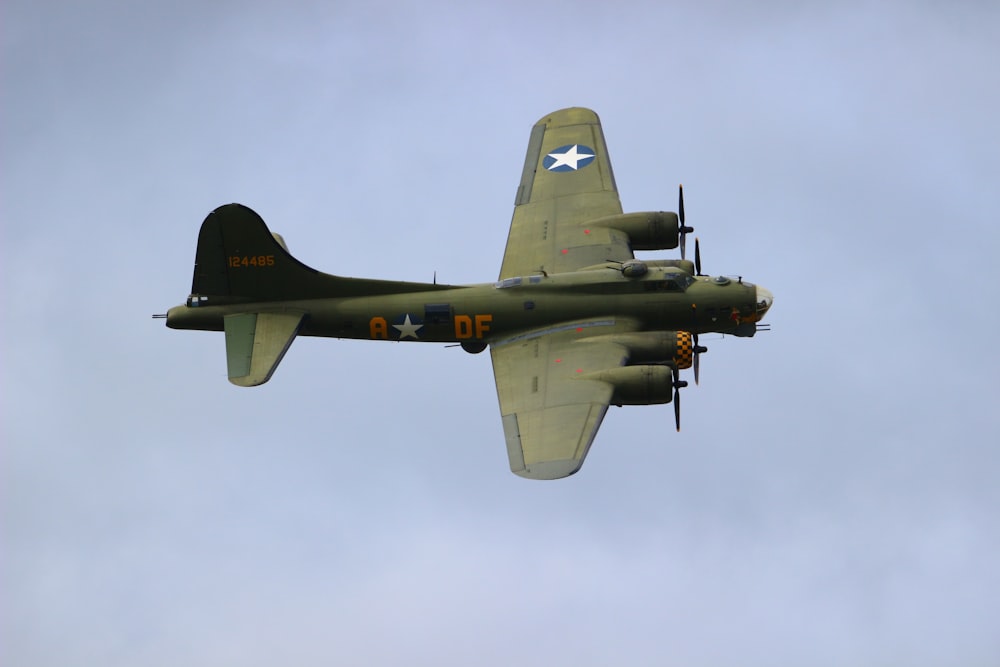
left=158, top=107, right=773, bottom=479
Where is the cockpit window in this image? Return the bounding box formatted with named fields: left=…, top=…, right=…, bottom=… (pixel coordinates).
left=642, top=273, right=694, bottom=292
left=668, top=273, right=695, bottom=290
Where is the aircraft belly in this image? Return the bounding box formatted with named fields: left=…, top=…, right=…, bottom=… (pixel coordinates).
left=294, top=290, right=710, bottom=343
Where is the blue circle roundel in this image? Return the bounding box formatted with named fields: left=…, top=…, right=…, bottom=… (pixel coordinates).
left=543, top=144, right=596, bottom=172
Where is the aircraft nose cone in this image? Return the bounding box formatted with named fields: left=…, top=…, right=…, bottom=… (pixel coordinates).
left=755, top=285, right=774, bottom=319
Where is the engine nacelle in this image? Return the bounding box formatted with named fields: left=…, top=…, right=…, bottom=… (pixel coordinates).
left=584, top=365, right=674, bottom=405
left=586, top=331, right=694, bottom=368
left=588, top=211, right=679, bottom=250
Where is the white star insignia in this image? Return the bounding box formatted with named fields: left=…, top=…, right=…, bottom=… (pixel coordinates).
left=393, top=314, right=423, bottom=340
left=546, top=144, right=595, bottom=170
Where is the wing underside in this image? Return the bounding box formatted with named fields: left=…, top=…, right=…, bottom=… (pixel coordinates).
left=490, top=320, right=637, bottom=479
left=490, top=108, right=645, bottom=479
left=499, top=107, right=630, bottom=279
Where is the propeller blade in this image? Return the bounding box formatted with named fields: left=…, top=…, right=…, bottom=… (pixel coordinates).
left=678, top=184, right=687, bottom=260
left=692, top=332, right=709, bottom=385
left=678, top=184, right=686, bottom=226
left=694, top=237, right=702, bottom=276
left=671, top=366, right=688, bottom=432
left=674, top=388, right=681, bottom=432
left=693, top=347, right=700, bottom=385
left=677, top=184, right=695, bottom=261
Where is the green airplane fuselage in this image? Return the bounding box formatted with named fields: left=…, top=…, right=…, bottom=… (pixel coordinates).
left=167, top=266, right=767, bottom=344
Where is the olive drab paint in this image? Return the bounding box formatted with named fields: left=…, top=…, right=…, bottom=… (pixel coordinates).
left=160, top=107, right=773, bottom=479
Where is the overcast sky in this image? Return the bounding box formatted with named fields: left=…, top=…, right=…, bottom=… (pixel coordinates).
left=4, top=1, right=999, bottom=665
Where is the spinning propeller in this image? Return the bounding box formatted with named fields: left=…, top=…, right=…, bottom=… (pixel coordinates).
left=682, top=188, right=708, bottom=383
left=678, top=184, right=695, bottom=260
left=692, top=332, right=708, bottom=385
left=670, top=332, right=707, bottom=430
left=671, top=365, right=688, bottom=432
left=687, top=306, right=709, bottom=386
left=672, top=185, right=710, bottom=428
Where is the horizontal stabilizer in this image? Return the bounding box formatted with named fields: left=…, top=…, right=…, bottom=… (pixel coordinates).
left=224, top=312, right=304, bottom=387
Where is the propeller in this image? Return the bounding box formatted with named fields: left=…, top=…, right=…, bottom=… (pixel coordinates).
left=671, top=365, right=688, bottom=431
left=694, top=237, right=703, bottom=276
left=692, top=333, right=709, bottom=385
left=678, top=184, right=694, bottom=260
left=689, top=306, right=709, bottom=385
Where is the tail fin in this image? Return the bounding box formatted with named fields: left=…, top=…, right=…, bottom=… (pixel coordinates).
left=178, top=204, right=453, bottom=387
left=192, top=203, right=339, bottom=301
left=191, top=203, right=448, bottom=303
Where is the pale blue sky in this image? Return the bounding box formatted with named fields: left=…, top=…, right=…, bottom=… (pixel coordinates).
left=4, top=1, right=999, bottom=665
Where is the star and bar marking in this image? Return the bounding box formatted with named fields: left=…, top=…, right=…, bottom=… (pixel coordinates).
left=543, top=144, right=596, bottom=172
left=369, top=313, right=424, bottom=340
left=368, top=313, right=493, bottom=340
left=392, top=314, right=423, bottom=340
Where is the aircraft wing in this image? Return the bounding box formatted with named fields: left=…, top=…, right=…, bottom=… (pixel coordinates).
left=499, top=107, right=629, bottom=279
left=490, top=319, right=638, bottom=480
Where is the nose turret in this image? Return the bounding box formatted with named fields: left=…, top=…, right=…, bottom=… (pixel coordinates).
left=754, top=286, right=774, bottom=320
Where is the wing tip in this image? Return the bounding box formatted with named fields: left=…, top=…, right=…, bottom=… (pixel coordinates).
left=536, top=107, right=600, bottom=128
left=514, top=459, right=583, bottom=481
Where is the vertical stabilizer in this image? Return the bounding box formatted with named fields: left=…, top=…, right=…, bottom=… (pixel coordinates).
left=193, top=204, right=333, bottom=301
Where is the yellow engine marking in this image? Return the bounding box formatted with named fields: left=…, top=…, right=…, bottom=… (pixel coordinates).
left=675, top=331, right=693, bottom=369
